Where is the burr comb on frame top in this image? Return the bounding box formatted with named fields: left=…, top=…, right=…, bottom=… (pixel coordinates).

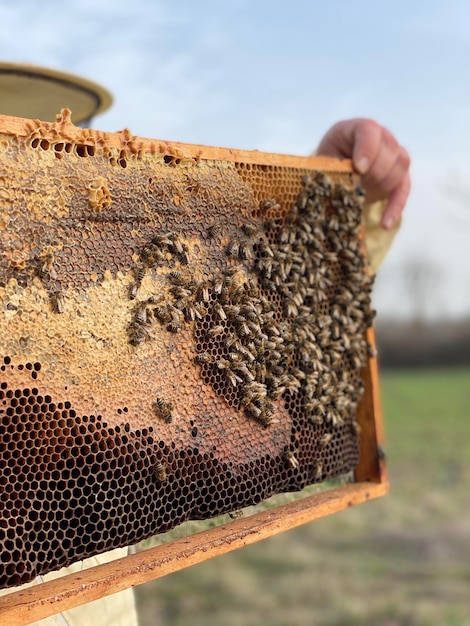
left=0, top=110, right=386, bottom=590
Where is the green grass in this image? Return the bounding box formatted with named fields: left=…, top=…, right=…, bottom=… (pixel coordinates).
left=135, top=367, right=470, bottom=626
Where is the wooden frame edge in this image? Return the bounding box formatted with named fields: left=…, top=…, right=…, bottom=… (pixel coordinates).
left=0, top=481, right=388, bottom=625
left=0, top=113, right=352, bottom=171
left=354, top=327, right=387, bottom=484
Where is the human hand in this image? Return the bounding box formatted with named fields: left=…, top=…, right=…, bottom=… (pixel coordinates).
left=316, top=118, right=411, bottom=229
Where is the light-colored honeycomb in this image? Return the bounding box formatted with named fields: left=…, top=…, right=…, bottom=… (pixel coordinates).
left=0, top=113, right=374, bottom=588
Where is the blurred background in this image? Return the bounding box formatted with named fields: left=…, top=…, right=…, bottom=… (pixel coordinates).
left=0, top=1, right=468, bottom=624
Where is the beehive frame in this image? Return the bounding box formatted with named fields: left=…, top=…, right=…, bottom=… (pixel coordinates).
left=0, top=112, right=388, bottom=624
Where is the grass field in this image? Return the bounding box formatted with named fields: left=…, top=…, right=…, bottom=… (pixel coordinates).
left=135, top=368, right=470, bottom=626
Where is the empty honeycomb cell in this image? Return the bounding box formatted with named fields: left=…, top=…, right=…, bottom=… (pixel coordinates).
left=0, top=123, right=375, bottom=589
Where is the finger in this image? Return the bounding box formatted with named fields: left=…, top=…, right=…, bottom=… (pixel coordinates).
left=381, top=171, right=411, bottom=229
left=362, top=127, right=401, bottom=186
left=317, top=118, right=381, bottom=167
left=367, top=146, right=411, bottom=198
left=350, top=120, right=383, bottom=175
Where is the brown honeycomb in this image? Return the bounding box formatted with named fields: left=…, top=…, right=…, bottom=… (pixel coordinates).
left=0, top=112, right=374, bottom=589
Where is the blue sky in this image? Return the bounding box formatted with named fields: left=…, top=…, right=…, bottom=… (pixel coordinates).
left=1, top=0, right=469, bottom=317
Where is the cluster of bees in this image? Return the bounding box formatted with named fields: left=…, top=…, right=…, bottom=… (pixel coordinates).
left=250, top=173, right=375, bottom=436
left=128, top=171, right=374, bottom=477
left=127, top=232, right=196, bottom=347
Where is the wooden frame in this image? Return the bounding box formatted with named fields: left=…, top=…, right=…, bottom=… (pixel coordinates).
left=0, top=113, right=388, bottom=625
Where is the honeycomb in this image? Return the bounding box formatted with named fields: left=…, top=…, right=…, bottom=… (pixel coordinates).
left=0, top=111, right=375, bottom=589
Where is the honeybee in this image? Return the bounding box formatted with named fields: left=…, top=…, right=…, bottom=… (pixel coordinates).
left=242, top=401, right=262, bottom=419
left=291, top=367, right=306, bottom=382
left=296, top=190, right=309, bottom=211
left=257, top=241, right=274, bottom=258
left=167, top=321, right=182, bottom=333
left=215, top=358, right=243, bottom=384
left=308, top=413, right=324, bottom=426
left=153, top=461, right=167, bottom=482
left=35, top=253, right=56, bottom=282
left=196, top=283, right=210, bottom=302
left=148, top=247, right=164, bottom=266
left=213, top=276, right=224, bottom=295
left=151, top=234, right=173, bottom=248
left=313, top=460, right=323, bottom=481
left=128, top=322, right=152, bottom=346
left=284, top=450, right=300, bottom=469
left=215, top=357, right=231, bottom=370
left=326, top=409, right=343, bottom=428
left=304, top=397, right=325, bottom=414
left=193, top=301, right=208, bottom=318
left=129, top=282, right=139, bottom=300
left=224, top=332, right=238, bottom=348
left=168, top=270, right=185, bottom=285
left=328, top=214, right=340, bottom=232
left=256, top=257, right=274, bottom=281
left=278, top=225, right=292, bottom=245
left=170, top=285, right=192, bottom=300
left=234, top=363, right=255, bottom=382
left=225, top=369, right=243, bottom=387
left=227, top=351, right=242, bottom=363
left=350, top=421, right=361, bottom=435
left=207, top=325, right=225, bottom=338
left=225, top=269, right=248, bottom=293
left=266, top=350, right=281, bottom=365
left=135, top=265, right=146, bottom=283
left=134, top=304, right=147, bottom=325
left=50, top=291, right=65, bottom=314
left=335, top=394, right=350, bottom=412
left=235, top=343, right=255, bottom=362
left=226, top=240, right=240, bottom=258
left=319, top=433, right=333, bottom=447
left=213, top=303, right=227, bottom=321
left=239, top=241, right=254, bottom=260
left=195, top=352, right=213, bottom=364
left=284, top=301, right=298, bottom=317
left=168, top=236, right=182, bottom=254
left=258, top=410, right=279, bottom=427
left=349, top=351, right=364, bottom=370
left=279, top=374, right=301, bottom=395
left=236, top=321, right=251, bottom=337
left=240, top=303, right=258, bottom=321
left=207, top=223, right=221, bottom=238
left=182, top=302, right=199, bottom=322
left=229, top=510, right=244, bottom=520
left=224, top=304, right=241, bottom=319
left=242, top=223, right=257, bottom=237
left=261, top=198, right=280, bottom=213
left=264, top=399, right=276, bottom=416
left=154, top=305, right=171, bottom=323
left=180, top=248, right=190, bottom=265
left=171, top=238, right=190, bottom=264
left=154, top=398, right=174, bottom=423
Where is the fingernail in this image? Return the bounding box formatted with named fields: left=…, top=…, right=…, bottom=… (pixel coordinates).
left=382, top=216, right=394, bottom=230
left=355, top=156, right=369, bottom=174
